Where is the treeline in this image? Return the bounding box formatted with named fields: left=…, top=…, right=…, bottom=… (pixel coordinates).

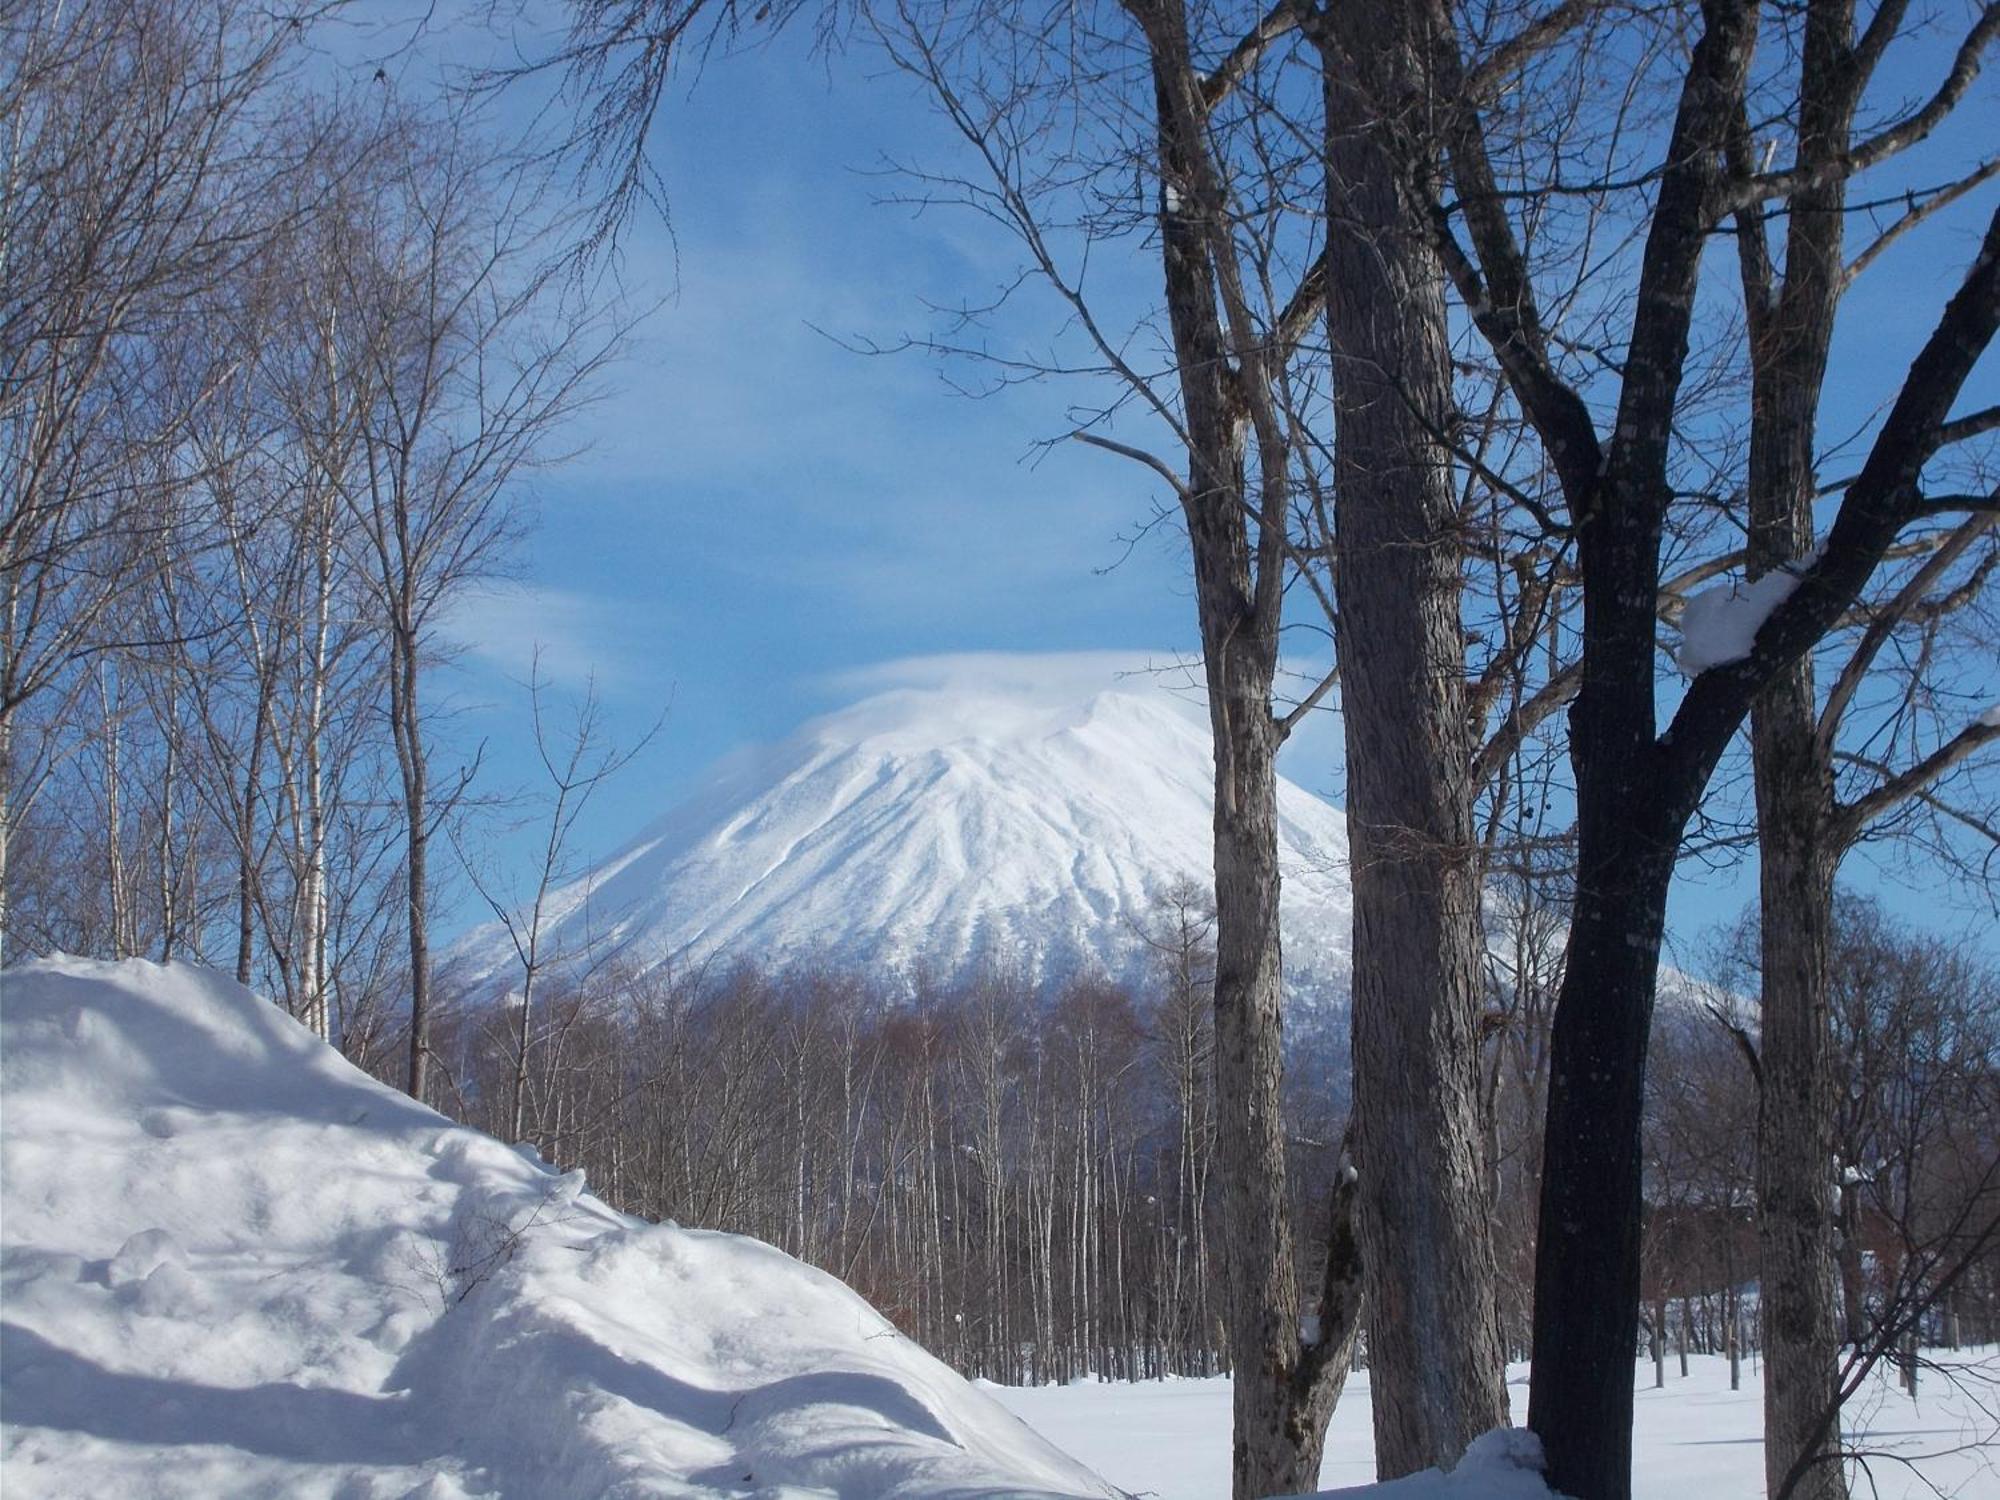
left=1639, top=902, right=2000, bottom=1382
left=413, top=895, right=2000, bottom=1386
left=428, top=900, right=1344, bottom=1383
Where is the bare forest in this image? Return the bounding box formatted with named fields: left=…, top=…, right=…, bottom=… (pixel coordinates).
left=4, top=2, right=1998, bottom=1499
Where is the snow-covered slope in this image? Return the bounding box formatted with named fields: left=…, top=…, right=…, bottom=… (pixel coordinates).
left=0, top=956, right=1118, bottom=1500
left=451, top=657, right=1354, bottom=998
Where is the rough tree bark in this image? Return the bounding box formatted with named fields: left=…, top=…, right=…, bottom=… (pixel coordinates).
left=1729, top=4, right=2000, bottom=1492
left=1735, top=5, right=1854, bottom=1492
left=1526, top=209, right=1999, bottom=1500
left=1429, top=1, right=1737, bottom=1460
left=1128, top=4, right=1366, bottom=1490
left=1311, top=0, right=1509, bottom=1475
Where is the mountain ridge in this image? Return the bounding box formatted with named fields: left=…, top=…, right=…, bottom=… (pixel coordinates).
left=449, top=660, right=1357, bottom=1000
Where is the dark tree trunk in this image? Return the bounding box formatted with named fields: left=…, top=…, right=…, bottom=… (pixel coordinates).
left=1317, top=0, right=1507, bottom=1474
left=1516, top=5, right=1761, bottom=1495
left=389, top=618, right=431, bottom=1103
left=1527, top=789, right=1681, bottom=1500
left=1422, top=0, right=1999, bottom=1478
left=1523, top=206, right=1999, bottom=1500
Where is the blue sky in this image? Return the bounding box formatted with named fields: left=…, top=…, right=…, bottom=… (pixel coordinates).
left=421, top=10, right=1997, bottom=962
left=431, top=23, right=1225, bottom=919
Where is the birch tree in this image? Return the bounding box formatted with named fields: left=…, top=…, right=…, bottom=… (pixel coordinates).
left=325, top=102, right=619, bottom=1100
left=0, top=0, right=316, bottom=961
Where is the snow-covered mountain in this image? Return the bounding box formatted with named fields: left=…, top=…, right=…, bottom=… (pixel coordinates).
left=451, top=655, right=1355, bottom=1000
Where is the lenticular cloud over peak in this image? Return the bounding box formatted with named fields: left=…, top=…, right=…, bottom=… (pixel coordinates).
left=820, top=649, right=1207, bottom=703
left=450, top=651, right=1356, bottom=998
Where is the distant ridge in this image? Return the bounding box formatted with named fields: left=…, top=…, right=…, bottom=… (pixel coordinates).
left=449, top=654, right=1356, bottom=1001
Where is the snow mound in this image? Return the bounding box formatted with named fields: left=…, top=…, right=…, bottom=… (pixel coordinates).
left=0, top=956, right=1117, bottom=1500
left=448, top=656, right=1355, bottom=1002
left=1297, top=1427, right=1558, bottom=1500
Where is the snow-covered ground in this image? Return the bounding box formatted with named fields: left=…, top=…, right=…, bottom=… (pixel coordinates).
left=991, top=1354, right=2000, bottom=1500
left=4, top=954, right=1993, bottom=1500
left=0, top=957, right=1116, bottom=1499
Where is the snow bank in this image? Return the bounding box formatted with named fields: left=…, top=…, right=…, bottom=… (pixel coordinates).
left=0, top=956, right=1117, bottom=1500
left=1294, top=1428, right=1557, bottom=1500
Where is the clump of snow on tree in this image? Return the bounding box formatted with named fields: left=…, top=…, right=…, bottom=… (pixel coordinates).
left=1676, top=567, right=1809, bottom=674
left=0, top=956, right=1118, bottom=1499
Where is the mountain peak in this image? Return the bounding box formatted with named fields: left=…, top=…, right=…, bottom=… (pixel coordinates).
left=453, top=656, right=1354, bottom=999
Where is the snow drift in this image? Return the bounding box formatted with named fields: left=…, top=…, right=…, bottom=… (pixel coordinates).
left=447, top=655, right=1356, bottom=1001
left=0, top=956, right=1119, bottom=1500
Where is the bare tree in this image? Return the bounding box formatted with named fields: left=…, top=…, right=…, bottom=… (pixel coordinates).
left=1715, top=2, right=2000, bottom=1488
left=0, top=0, right=320, bottom=962
left=808, top=4, right=1367, bottom=1485
left=1711, top=897, right=2000, bottom=1500
left=1136, top=876, right=1219, bottom=1373
left=324, top=99, right=620, bottom=1100
left=1421, top=0, right=1999, bottom=1490
left=453, top=656, right=660, bottom=1146
left=534, top=2, right=1548, bottom=1484
left=1301, top=1, right=1514, bottom=1467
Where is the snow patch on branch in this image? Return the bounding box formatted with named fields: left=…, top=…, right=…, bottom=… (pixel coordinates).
left=1676, top=561, right=1813, bottom=675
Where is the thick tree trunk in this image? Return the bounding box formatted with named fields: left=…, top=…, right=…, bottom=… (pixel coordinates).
left=1206, top=647, right=1315, bottom=1495
left=1319, top=0, right=1507, bottom=1474
left=1129, top=6, right=1367, bottom=1489
left=1432, top=0, right=1995, bottom=1485
left=1738, top=6, right=1857, bottom=1492
left=1751, top=453, right=1849, bottom=1500
left=1527, top=730, right=1684, bottom=1500
left=1523, top=10, right=1762, bottom=1490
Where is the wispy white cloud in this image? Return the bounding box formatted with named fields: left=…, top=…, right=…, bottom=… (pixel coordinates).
left=822, top=648, right=1202, bottom=701
left=435, top=581, right=631, bottom=689
left=814, top=648, right=1348, bottom=794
